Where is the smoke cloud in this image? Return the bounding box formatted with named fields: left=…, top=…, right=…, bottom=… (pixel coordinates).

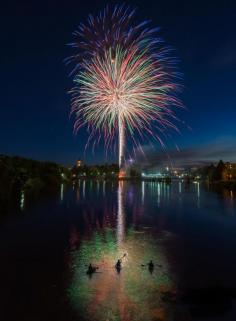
left=135, top=137, right=236, bottom=169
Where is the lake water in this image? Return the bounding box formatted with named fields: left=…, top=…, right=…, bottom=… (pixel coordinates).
left=0, top=180, right=236, bottom=321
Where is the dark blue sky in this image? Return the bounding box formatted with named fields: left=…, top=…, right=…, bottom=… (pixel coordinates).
left=1, top=0, right=236, bottom=165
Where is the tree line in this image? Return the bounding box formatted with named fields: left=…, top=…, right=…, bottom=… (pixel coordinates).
left=196, top=160, right=236, bottom=182
left=0, top=154, right=70, bottom=202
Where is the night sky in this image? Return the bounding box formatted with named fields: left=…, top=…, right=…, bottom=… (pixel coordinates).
left=1, top=0, right=236, bottom=165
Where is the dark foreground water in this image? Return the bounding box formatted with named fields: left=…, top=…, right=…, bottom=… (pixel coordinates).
left=0, top=181, right=236, bottom=321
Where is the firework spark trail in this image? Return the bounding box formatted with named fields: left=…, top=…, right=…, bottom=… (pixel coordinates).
left=68, top=5, right=182, bottom=168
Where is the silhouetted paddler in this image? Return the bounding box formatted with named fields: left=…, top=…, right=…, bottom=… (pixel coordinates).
left=87, top=263, right=98, bottom=275
left=148, top=260, right=154, bottom=273
left=115, top=259, right=122, bottom=272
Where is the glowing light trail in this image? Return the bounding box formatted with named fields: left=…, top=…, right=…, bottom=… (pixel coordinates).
left=67, top=5, right=182, bottom=170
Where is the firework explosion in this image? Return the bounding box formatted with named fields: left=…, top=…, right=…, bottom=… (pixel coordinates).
left=67, top=5, right=182, bottom=169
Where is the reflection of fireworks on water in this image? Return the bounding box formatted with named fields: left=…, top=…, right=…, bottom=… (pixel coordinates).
left=117, top=181, right=125, bottom=244
left=68, top=229, right=174, bottom=321
left=67, top=5, right=182, bottom=167
left=67, top=181, right=177, bottom=320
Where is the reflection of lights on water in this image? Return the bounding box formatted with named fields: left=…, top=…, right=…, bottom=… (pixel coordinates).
left=228, top=190, right=234, bottom=215
left=68, top=181, right=175, bottom=321
left=103, top=181, right=106, bottom=196
left=83, top=180, right=86, bottom=198
left=117, top=181, right=125, bottom=245
left=96, top=180, right=100, bottom=195
left=68, top=226, right=174, bottom=321
left=196, top=182, right=200, bottom=208
left=60, top=183, right=64, bottom=202
left=230, top=190, right=233, bottom=199
left=166, top=184, right=170, bottom=200
left=178, top=181, right=182, bottom=194
left=197, top=182, right=200, bottom=198
left=141, top=181, right=145, bottom=204
left=20, top=190, right=25, bottom=210
left=157, top=183, right=160, bottom=206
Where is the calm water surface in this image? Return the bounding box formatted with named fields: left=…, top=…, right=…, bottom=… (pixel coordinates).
left=0, top=181, right=236, bottom=321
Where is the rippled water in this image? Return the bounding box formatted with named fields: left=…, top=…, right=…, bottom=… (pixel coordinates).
left=0, top=180, right=236, bottom=321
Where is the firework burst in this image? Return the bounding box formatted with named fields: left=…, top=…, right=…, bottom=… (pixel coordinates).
left=67, top=5, right=182, bottom=168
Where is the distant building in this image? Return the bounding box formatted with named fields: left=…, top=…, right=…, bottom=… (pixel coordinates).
left=223, top=162, right=236, bottom=180
left=170, top=167, right=185, bottom=177
left=76, top=159, right=83, bottom=168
